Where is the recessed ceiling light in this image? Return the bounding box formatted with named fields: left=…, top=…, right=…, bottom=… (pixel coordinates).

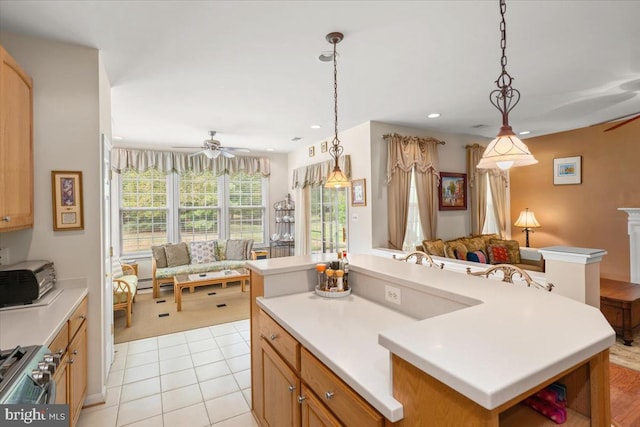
left=112, top=135, right=123, bottom=140
left=291, top=137, right=303, bottom=142
left=427, top=113, right=441, bottom=119
left=518, top=130, right=531, bottom=135
left=267, top=148, right=274, bottom=151
left=311, top=125, right=321, bottom=129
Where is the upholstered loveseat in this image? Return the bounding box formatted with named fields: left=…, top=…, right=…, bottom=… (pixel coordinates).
left=416, top=234, right=544, bottom=273
left=151, top=239, right=253, bottom=298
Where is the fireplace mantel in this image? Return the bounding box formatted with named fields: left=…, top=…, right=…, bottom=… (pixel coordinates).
left=619, top=207, right=640, bottom=284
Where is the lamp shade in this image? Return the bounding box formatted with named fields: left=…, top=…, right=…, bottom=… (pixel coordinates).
left=476, top=133, right=538, bottom=170
left=514, top=209, right=541, bottom=228
left=324, top=166, right=351, bottom=188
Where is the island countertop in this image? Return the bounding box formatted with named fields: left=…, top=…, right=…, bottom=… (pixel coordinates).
left=251, top=254, right=615, bottom=420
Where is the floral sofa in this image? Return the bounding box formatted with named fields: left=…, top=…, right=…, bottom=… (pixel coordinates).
left=151, top=239, right=253, bottom=298
left=416, top=234, right=544, bottom=273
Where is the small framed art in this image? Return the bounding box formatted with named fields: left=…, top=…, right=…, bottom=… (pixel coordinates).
left=321, top=141, right=328, bottom=153
left=351, top=178, right=366, bottom=207
left=309, top=146, right=315, bottom=157
left=51, top=170, right=84, bottom=231
left=439, top=172, right=467, bottom=211
left=553, top=156, right=581, bottom=185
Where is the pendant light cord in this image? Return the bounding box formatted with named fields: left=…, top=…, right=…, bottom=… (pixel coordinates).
left=330, top=35, right=343, bottom=167
left=491, top=0, right=520, bottom=129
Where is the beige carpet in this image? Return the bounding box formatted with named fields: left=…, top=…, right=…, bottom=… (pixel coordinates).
left=114, top=283, right=249, bottom=344
left=610, top=329, right=640, bottom=372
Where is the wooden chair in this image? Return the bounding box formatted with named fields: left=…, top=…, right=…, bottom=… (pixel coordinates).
left=466, top=263, right=554, bottom=292
left=112, top=259, right=138, bottom=327
left=393, top=251, right=444, bottom=269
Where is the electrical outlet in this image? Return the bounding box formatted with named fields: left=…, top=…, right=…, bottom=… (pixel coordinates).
left=385, top=285, right=401, bottom=305
left=0, top=248, right=9, bottom=266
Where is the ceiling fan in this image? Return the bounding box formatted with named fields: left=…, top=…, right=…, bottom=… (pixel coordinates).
left=591, top=112, right=640, bottom=132
left=182, top=131, right=250, bottom=159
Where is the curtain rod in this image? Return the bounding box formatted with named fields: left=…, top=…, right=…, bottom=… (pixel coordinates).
left=383, top=133, right=445, bottom=145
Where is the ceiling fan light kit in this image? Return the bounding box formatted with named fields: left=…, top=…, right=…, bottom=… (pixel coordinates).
left=186, top=130, right=250, bottom=159
left=477, top=0, right=538, bottom=171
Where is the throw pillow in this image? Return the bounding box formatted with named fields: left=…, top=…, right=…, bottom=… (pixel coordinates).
left=421, top=239, right=445, bottom=257
left=448, top=241, right=468, bottom=260
left=454, top=248, right=467, bottom=260
left=151, top=245, right=168, bottom=268
left=189, top=241, right=217, bottom=264
left=466, top=250, right=488, bottom=264
left=165, top=242, right=190, bottom=267
left=489, top=239, right=521, bottom=263
left=463, top=237, right=486, bottom=253
left=226, top=239, right=247, bottom=261
left=444, top=239, right=466, bottom=258
left=487, top=244, right=511, bottom=264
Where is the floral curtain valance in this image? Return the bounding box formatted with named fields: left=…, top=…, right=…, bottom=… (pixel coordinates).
left=111, top=147, right=271, bottom=176
left=291, top=155, right=351, bottom=189
left=384, top=133, right=443, bottom=182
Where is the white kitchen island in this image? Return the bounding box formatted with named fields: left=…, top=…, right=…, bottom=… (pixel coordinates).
left=247, top=254, right=615, bottom=426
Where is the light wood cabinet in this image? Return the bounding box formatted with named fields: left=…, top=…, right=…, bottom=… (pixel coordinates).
left=260, top=338, right=300, bottom=426
left=254, top=309, right=384, bottom=427
left=0, top=45, right=34, bottom=232
left=47, top=296, right=88, bottom=427
left=300, top=384, right=341, bottom=427
left=68, top=320, right=87, bottom=427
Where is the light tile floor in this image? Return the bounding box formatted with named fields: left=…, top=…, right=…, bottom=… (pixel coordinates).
left=77, top=319, right=259, bottom=427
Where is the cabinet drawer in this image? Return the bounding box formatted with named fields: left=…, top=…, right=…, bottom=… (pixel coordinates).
left=69, top=296, right=88, bottom=339
left=259, top=310, right=299, bottom=371
left=48, top=324, right=69, bottom=355
left=301, top=348, right=383, bottom=427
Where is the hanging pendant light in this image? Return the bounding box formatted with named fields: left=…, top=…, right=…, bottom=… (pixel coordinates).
left=324, top=32, right=351, bottom=188
left=477, top=0, right=538, bottom=171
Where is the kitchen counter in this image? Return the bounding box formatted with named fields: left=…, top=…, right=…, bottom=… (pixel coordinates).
left=0, top=285, right=88, bottom=349
left=249, top=254, right=615, bottom=422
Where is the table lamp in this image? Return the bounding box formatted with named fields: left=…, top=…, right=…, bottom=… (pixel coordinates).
left=514, top=208, right=541, bottom=247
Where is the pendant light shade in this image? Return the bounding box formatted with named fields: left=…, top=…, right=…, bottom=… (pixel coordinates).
left=324, top=32, right=350, bottom=188
left=477, top=0, right=537, bottom=171
left=477, top=127, right=538, bottom=170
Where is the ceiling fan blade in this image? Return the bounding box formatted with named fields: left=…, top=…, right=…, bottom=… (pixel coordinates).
left=221, top=150, right=235, bottom=158
left=224, top=147, right=251, bottom=153
left=604, top=114, right=640, bottom=132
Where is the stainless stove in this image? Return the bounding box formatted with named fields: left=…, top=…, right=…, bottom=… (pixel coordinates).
left=0, top=345, right=57, bottom=404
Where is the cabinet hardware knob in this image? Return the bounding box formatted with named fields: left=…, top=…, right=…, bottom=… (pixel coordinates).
left=297, top=395, right=306, bottom=404
left=69, top=359, right=74, bottom=364
left=270, top=334, right=277, bottom=340
left=80, top=315, right=86, bottom=320
left=72, top=350, right=78, bottom=355
left=288, top=385, right=296, bottom=392
left=2, top=216, right=9, bottom=222
left=325, top=391, right=334, bottom=400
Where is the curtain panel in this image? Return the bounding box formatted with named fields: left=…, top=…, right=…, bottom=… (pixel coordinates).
left=290, top=156, right=351, bottom=189
left=111, top=147, right=271, bottom=176
left=466, top=144, right=488, bottom=235
left=384, top=133, right=442, bottom=248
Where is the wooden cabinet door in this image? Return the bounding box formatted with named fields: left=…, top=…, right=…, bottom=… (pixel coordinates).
left=52, top=352, right=68, bottom=405
left=0, top=45, right=33, bottom=232
left=68, top=320, right=87, bottom=427
left=301, top=384, right=342, bottom=427
left=260, top=338, right=300, bottom=427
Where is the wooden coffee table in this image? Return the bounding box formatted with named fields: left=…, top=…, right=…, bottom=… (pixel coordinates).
left=173, top=269, right=250, bottom=312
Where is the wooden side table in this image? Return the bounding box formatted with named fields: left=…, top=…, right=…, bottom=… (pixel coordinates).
left=600, top=278, right=640, bottom=346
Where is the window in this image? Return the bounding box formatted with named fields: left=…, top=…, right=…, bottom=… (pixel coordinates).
left=119, top=169, right=267, bottom=255
left=403, top=170, right=424, bottom=251
left=179, top=170, right=219, bottom=243
left=482, top=175, right=499, bottom=235
left=310, top=186, right=348, bottom=253
left=120, top=169, right=168, bottom=253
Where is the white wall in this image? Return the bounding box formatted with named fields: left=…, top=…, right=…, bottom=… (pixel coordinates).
left=0, top=32, right=105, bottom=403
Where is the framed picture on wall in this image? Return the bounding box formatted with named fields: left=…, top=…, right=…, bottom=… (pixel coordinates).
left=438, top=172, right=467, bottom=211
left=51, top=170, right=84, bottom=231
left=351, top=178, right=366, bottom=206
left=553, top=156, right=581, bottom=185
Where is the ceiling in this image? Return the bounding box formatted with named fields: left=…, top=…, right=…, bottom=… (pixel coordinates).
left=1, top=1, right=639, bottom=153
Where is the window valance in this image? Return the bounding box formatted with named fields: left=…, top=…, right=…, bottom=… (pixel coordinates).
left=384, top=133, right=443, bottom=182
left=111, top=147, right=270, bottom=176
left=291, top=155, right=351, bottom=189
